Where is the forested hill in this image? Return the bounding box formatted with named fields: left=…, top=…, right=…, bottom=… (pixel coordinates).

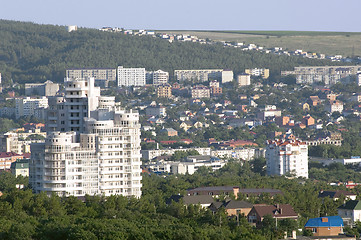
left=0, top=19, right=339, bottom=84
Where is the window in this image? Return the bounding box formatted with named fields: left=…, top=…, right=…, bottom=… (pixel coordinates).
left=312, top=228, right=317, bottom=233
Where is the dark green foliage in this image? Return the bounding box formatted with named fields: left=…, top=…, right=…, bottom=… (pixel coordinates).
left=0, top=20, right=337, bottom=85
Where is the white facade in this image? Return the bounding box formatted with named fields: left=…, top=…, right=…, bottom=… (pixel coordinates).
left=175, top=69, right=233, bottom=83
left=145, top=157, right=227, bottom=175
left=30, top=78, right=142, bottom=198
left=191, top=86, right=210, bottom=98
left=141, top=148, right=212, bottom=160
left=152, top=70, right=169, bottom=85
left=266, top=139, right=308, bottom=178
left=47, top=77, right=101, bottom=133
left=237, top=74, right=251, bottom=87
left=15, top=97, right=48, bottom=119
left=117, top=66, right=146, bottom=87
left=325, top=100, right=344, bottom=113
left=66, top=69, right=117, bottom=81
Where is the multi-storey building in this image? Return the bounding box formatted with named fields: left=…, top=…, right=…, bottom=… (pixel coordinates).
left=281, top=66, right=361, bottom=85
left=266, top=139, right=308, bottom=178
left=191, top=85, right=210, bottom=99
left=66, top=69, right=117, bottom=81
left=245, top=68, right=270, bottom=79
left=117, top=66, right=146, bottom=87
left=30, top=77, right=142, bottom=198
left=15, top=97, right=49, bottom=119
left=0, top=152, right=23, bottom=171
left=149, top=70, right=169, bottom=85
left=157, top=84, right=172, bottom=98
left=25, top=80, right=60, bottom=96
left=237, top=74, right=251, bottom=87
left=325, top=100, right=344, bottom=113
left=175, top=69, right=233, bottom=83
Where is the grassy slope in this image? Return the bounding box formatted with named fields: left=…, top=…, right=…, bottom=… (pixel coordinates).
left=159, top=30, right=361, bottom=57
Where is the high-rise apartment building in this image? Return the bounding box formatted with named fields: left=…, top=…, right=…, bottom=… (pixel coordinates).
left=30, top=77, right=142, bottom=198
left=266, top=139, right=308, bottom=178
left=117, top=66, right=146, bottom=87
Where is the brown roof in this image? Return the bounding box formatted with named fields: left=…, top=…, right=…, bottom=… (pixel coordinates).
left=252, top=204, right=298, bottom=219
left=318, top=190, right=356, bottom=199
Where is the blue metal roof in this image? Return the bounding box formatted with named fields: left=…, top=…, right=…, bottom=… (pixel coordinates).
left=305, top=216, right=344, bottom=228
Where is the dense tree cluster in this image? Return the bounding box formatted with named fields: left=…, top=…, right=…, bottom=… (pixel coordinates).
left=1, top=161, right=361, bottom=239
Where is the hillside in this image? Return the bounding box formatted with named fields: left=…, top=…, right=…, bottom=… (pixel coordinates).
left=0, top=20, right=340, bottom=84
left=159, top=30, right=361, bottom=57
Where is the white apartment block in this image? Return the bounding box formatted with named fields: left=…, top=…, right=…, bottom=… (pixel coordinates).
left=175, top=69, right=233, bottom=83
left=237, top=74, right=251, bottom=87
left=150, top=70, right=169, bottom=85
left=266, top=139, right=308, bottom=178
left=245, top=68, right=270, bottom=79
left=325, top=100, right=344, bottom=113
left=117, top=66, right=146, bottom=87
left=15, top=97, right=48, bottom=119
left=281, top=66, right=361, bottom=85
left=30, top=77, right=142, bottom=198
left=141, top=148, right=212, bottom=160
left=66, top=69, right=117, bottom=81
left=211, top=148, right=256, bottom=161
left=145, top=157, right=227, bottom=175
left=191, top=86, right=210, bottom=99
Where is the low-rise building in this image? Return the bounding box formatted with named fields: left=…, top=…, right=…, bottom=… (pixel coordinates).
left=11, top=159, right=29, bottom=177
left=325, top=100, right=344, bottom=113
left=318, top=190, right=357, bottom=201
left=338, top=200, right=361, bottom=226
left=304, top=216, right=344, bottom=237
left=0, top=152, right=23, bottom=171
left=237, top=74, right=251, bottom=87
left=245, top=68, right=269, bottom=79
left=145, top=106, right=167, bottom=117
left=248, top=204, right=298, bottom=227
left=187, top=186, right=240, bottom=199
left=157, top=84, right=172, bottom=98
left=141, top=148, right=211, bottom=160
left=210, top=200, right=253, bottom=216
left=191, top=85, right=210, bottom=98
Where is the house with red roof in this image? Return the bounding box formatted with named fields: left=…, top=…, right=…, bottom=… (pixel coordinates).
left=247, top=204, right=298, bottom=227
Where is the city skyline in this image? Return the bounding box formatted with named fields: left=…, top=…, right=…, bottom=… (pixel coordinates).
left=2, top=0, right=361, bottom=32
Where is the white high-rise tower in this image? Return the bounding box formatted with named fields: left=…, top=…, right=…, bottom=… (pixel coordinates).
left=266, top=139, right=308, bottom=178
left=30, top=77, right=142, bottom=197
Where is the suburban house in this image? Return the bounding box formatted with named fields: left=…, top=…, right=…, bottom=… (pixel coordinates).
left=247, top=204, right=298, bottom=227
left=318, top=190, right=357, bottom=201
left=338, top=200, right=361, bottom=226
left=187, top=186, right=240, bottom=199
left=160, top=128, right=178, bottom=137
left=304, top=216, right=344, bottom=237
left=210, top=200, right=253, bottom=216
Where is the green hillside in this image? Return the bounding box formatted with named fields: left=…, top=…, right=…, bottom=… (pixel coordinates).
left=160, top=30, right=361, bottom=57
left=0, top=20, right=342, bottom=84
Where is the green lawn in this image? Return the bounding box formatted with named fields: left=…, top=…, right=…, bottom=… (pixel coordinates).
left=158, top=30, right=361, bottom=57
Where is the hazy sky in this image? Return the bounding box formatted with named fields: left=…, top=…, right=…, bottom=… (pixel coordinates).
left=2, top=0, right=360, bottom=32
